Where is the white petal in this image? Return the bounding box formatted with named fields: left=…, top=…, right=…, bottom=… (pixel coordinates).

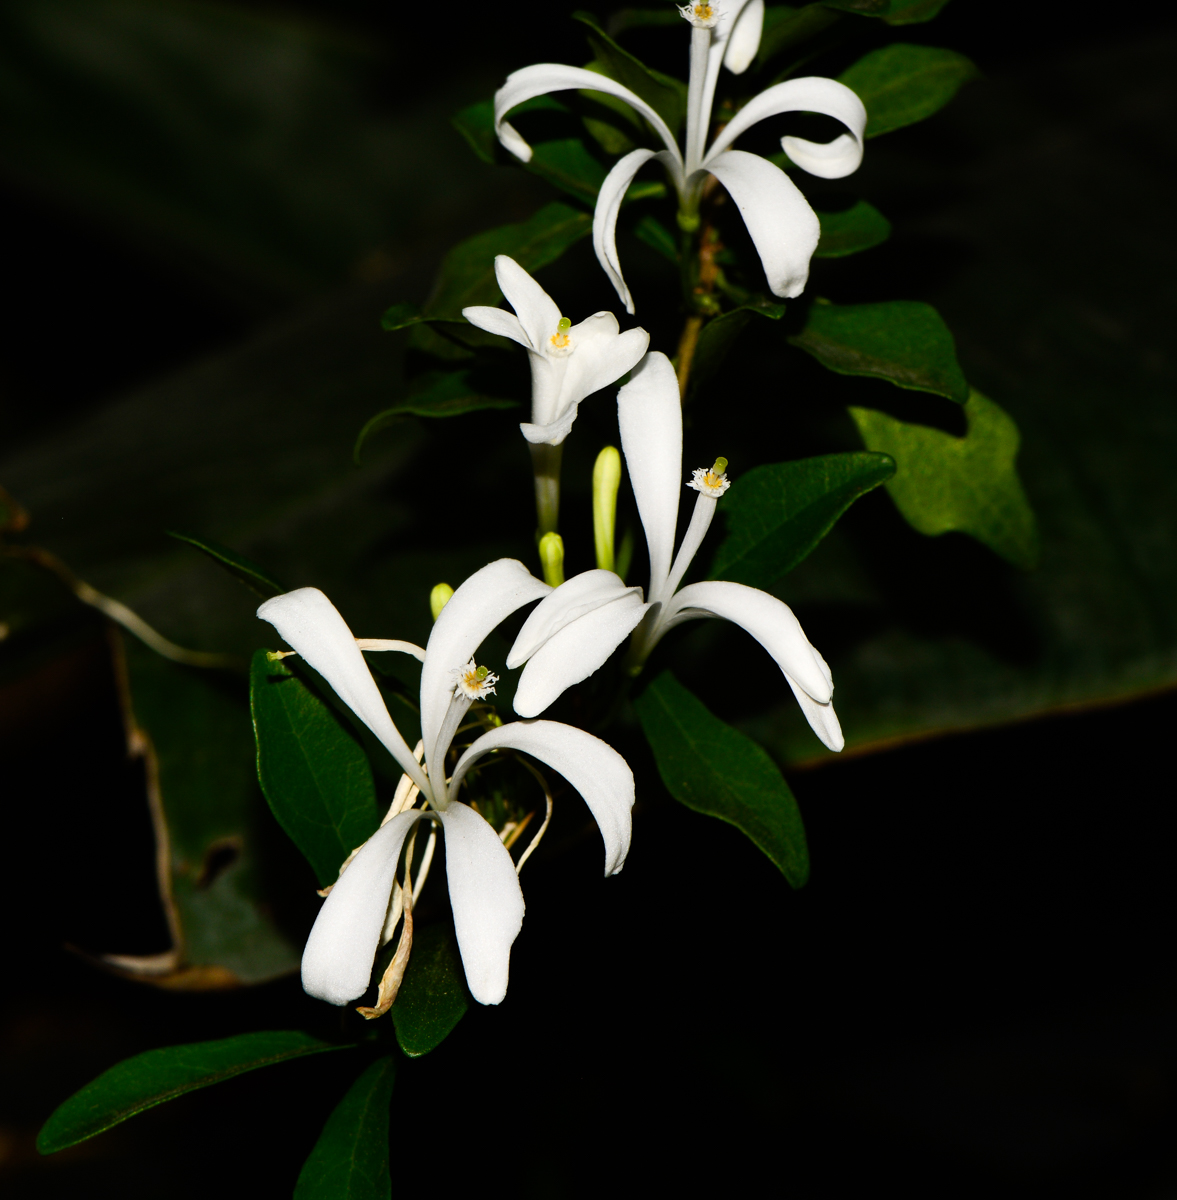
left=592, top=148, right=669, bottom=314
left=616, top=352, right=683, bottom=600
left=258, top=589, right=427, bottom=793
left=420, top=560, right=551, bottom=774
left=451, top=721, right=635, bottom=876
left=301, top=810, right=422, bottom=1005
left=704, top=76, right=865, bottom=176
left=508, top=569, right=641, bottom=666
left=558, top=323, right=650, bottom=416
left=435, top=802, right=525, bottom=1005
left=461, top=305, right=530, bottom=348
left=494, top=256, right=562, bottom=351
left=723, top=0, right=764, bottom=74
left=354, top=639, right=426, bottom=661
left=786, top=675, right=844, bottom=752
left=662, top=580, right=832, bottom=703
left=513, top=593, right=648, bottom=717
left=520, top=410, right=580, bottom=446
left=495, top=63, right=681, bottom=165
left=703, top=150, right=820, bottom=299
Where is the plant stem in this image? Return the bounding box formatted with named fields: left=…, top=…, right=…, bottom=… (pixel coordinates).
left=675, top=315, right=704, bottom=401
left=529, top=442, right=563, bottom=535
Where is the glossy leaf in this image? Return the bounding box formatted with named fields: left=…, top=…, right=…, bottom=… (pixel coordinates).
left=690, top=301, right=787, bottom=400
left=757, top=4, right=842, bottom=70
left=839, top=44, right=981, bottom=137
left=294, top=1057, right=396, bottom=1200
left=821, top=0, right=888, bottom=13
left=606, top=7, right=683, bottom=35
left=710, top=452, right=896, bottom=585
left=850, top=390, right=1039, bottom=569
left=883, top=0, right=952, bottom=23
left=37, top=1032, right=348, bottom=1154
left=572, top=11, right=687, bottom=135
left=250, top=650, right=380, bottom=888
left=390, top=922, right=470, bottom=1057
left=635, top=672, right=809, bottom=885
left=634, top=214, right=678, bottom=263
left=526, top=138, right=609, bottom=205
left=789, top=299, right=969, bottom=402
left=168, top=531, right=286, bottom=599
left=814, top=201, right=892, bottom=258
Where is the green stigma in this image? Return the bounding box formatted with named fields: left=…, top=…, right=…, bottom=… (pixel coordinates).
left=557, top=317, right=572, bottom=333
left=712, top=457, right=728, bottom=475
left=475, top=665, right=490, bottom=681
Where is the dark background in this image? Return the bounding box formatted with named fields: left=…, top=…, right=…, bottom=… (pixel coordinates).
left=3, top=2, right=1176, bottom=1195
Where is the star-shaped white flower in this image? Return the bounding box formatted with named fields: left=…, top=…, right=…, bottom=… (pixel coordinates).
left=505, top=352, right=843, bottom=753
left=463, top=255, right=649, bottom=446
left=258, top=559, right=635, bottom=1008
left=492, top=0, right=866, bottom=312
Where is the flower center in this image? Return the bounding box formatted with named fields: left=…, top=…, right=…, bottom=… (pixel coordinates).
left=678, top=0, right=719, bottom=27
left=453, top=659, right=499, bottom=700
left=688, top=456, right=731, bottom=498
left=548, top=316, right=573, bottom=354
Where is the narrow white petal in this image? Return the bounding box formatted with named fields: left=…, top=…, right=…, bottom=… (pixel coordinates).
left=435, top=802, right=525, bottom=1005
left=513, top=593, right=648, bottom=717
left=354, top=639, right=426, bottom=661
left=617, top=352, right=683, bottom=600
left=520, top=410, right=580, bottom=446
left=258, top=589, right=427, bottom=793
left=420, top=560, right=551, bottom=775
left=558, top=324, right=651, bottom=419
left=461, top=305, right=530, bottom=348
left=508, top=569, right=641, bottom=666
left=662, top=580, right=832, bottom=703
left=786, top=675, right=844, bottom=752
left=494, top=256, right=562, bottom=351
left=301, top=810, right=422, bottom=1005
left=723, top=0, right=764, bottom=74
left=704, top=76, right=865, bottom=175
left=451, top=721, right=635, bottom=877
left=703, top=150, right=820, bottom=299
left=495, top=63, right=681, bottom=165
left=593, top=148, right=662, bottom=314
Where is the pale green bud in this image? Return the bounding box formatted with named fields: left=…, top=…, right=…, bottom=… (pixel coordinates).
left=430, top=582, right=454, bottom=621
left=592, top=445, right=622, bottom=573
left=538, top=531, right=565, bottom=588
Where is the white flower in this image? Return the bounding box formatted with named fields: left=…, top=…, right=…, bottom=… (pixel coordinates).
left=257, top=559, right=635, bottom=1008
left=506, top=352, right=843, bottom=753
left=492, top=0, right=866, bottom=312
left=462, top=255, right=650, bottom=446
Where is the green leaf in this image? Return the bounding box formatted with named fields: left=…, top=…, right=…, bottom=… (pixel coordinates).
left=167, top=530, right=286, bottom=599
left=821, top=0, right=888, bottom=13
left=850, top=390, right=1039, bottom=569
left=814, top=201, right=892, bottom=258
left=757, top=4, right=842, bottom=70
left=606, top=7, right=683, bottom=35
left=710, top=452, right=896, bottom=585
left=390, top=922, right=470, bottom=1057
left=451, top=98, right=497, bottom=164
left=789, top=299, right=969, bottom=402
left=250, top=650, right=380, bottom=888
left=635, top=672, right=809, bottom=885
left=37, top=1031, right=349, bottom=1154
left=634, top=214, right=678, bottom=263
left=572, top=11, right=687, bottom=135
left=525, top=137, right=608, bottom=205
left=839, top=44, right=981, bottom=137
left=883, top=0, right=952, bottom=24
left=294, top=1057, right=396, bottom=1200
left=690, top=301, right=787, bottom=400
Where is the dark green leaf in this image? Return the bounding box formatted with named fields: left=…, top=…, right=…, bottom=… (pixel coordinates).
left=839, top=44, right=981, bottom=137
left=391, top=923, right=470, bottom=1057
left=572, top=11, right=687, bottom=135
left=250, top=649, right=380, bottom=888
left=821, top=0, right=888, bottom=13
left=756, top=4, right=841, bottom=70
left=634, top=213, right=678, bottom=263
left=451, top=98, right=497, bottom=164
left=789, top=299, right=969, bottom=402
left=710, top=452, right=896, bottom=585
left=606, top=8, right=683, bottom=35
left=690, top=301, right=787, bottom=399
left=167, top=530, right=286, bottom=599
left=380, top=302, right=425, bottom=332
left=294, top=1057, right=396, bottom=1200
left=814, top=201, right=892, bottom=258
left=850, top=390, right=1039, bottom=569
left=526, top=138, right=608, bottom=205
left=635, top=672, right=809, bottom=885
left=883, top=0, right=952, bottom=23
left=37, top=1031, right=348, bottom=1154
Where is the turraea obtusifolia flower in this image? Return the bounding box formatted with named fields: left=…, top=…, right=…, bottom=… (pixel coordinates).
left=505, top=351, right=844, bottom=753
left=257, top=559, right=635, bottom=1010
left=492, top=0, right=866, bottom=312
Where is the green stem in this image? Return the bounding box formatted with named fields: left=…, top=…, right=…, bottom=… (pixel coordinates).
left=529, top=442, right=563, bottom=536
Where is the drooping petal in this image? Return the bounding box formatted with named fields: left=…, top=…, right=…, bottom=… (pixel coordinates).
left=703, top=76, right=866, bottom=177
left=513, top=593, right=648, bottom=717
left=617, top=352, right=683, bottom=600
left=494, top=256, right=562, bottom=351
left=593, top=148, right=680, bottom=313
left=558, top=321, right=650, bottom=418
left=354, top=639, right=426, bottom=661
left=786, top=675, right=844, bottom=752
left=301, top=810, right=422, bottom=1005
left=451, top=721, right=635, bottom=877
left=723, top=0, right=764, bottom=74
left=461, top=304, right=530, bottom=348
left=419, top=560, right=551, bottom=778
left=508, top=569, right=641, bottom=666
left=495, top=63, right=681, bottom=165
left=703, top=150, right=820, bottom=299
left=435, top=802, right=525, bottom=1005
left=661, top=580, right=832, bottom=703
left=258, top=588, right=428, bottom=794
